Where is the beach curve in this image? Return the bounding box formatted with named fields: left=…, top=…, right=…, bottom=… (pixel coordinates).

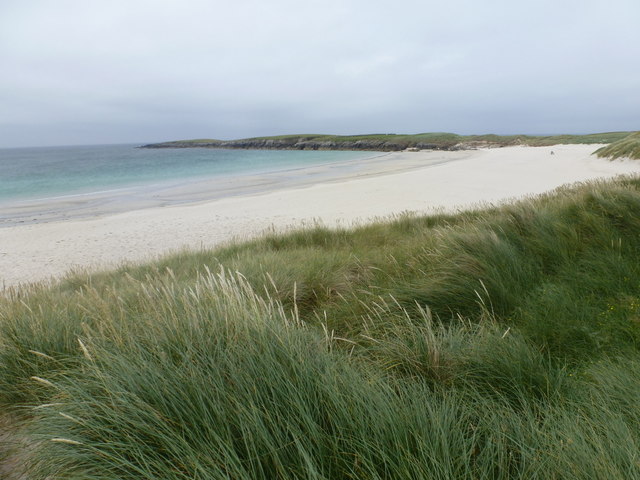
left=1, top=144, right=639, bottom=289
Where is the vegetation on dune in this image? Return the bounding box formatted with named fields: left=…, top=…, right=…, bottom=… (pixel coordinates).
left=2, top=176, right=640, bottom=478
left=596, top=131, right=640, bottom=160
left=143, top=131, right=633, bottom=151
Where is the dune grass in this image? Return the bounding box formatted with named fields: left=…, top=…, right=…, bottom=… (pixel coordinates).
left=2, top=176, right=640, bottom=478
left=596, top=131, right=640, bottom=160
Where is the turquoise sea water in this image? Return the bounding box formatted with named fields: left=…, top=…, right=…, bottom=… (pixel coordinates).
left=0, top=144, right=380, bottom=203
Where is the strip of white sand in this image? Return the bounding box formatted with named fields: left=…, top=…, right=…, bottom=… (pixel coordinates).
left=1, top=144, right=638, bottom=288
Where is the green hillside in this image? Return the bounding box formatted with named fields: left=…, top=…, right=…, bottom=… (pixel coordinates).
left=143, top=131, right=633, bottom=151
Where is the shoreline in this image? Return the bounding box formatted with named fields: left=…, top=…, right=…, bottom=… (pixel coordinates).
left=0, top=150, right=466, bottom=227
left=1, top=144, right=639, bottom=288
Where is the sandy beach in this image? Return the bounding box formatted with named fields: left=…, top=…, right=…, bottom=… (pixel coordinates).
left=1, top=144, right=639, bottom=288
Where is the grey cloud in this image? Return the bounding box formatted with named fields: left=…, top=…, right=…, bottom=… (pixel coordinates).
left=0, top=0, right=638, bottom=147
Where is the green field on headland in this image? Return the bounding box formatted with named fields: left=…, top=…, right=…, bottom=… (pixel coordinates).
left=142, top=131, right=633, bottom=151
left=2, top=172, right=640, bottom=478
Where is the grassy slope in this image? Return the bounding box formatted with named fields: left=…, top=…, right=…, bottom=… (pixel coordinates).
left=249, top=131, right=630, bottom=145
left=152, top=131, right=632, bottom=148
left=596, top=131, right=640, bottom=159
left=2, top=176, right=640, bottom=478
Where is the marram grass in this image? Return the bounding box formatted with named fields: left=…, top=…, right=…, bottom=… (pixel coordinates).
left=596, top=131, right=640, bottom=160
left=2, top=176, right=640, bottom=478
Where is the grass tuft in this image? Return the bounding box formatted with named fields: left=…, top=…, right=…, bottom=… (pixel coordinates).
left=596, top=131, right=640, bottom=160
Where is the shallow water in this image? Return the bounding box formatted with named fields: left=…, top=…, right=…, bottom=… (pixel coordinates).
left=0, top=144, right=380, bottom=203
left=0, top=144, right=479, bottom=227
left=0, top=145, right=394, bottom=225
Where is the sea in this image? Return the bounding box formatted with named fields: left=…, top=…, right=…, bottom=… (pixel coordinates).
left=0, top=144, right=386, bottom=225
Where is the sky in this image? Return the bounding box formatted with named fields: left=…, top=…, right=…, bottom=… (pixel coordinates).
left=1, top=0, right=639, bottom=148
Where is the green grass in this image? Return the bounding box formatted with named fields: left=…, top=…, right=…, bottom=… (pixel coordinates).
left=2, top=176, right=640, bottom=478
left=596, top=132, right=640, bottom=160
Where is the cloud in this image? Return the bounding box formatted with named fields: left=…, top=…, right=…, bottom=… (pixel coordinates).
left=0, top=0, right=638, bottom=147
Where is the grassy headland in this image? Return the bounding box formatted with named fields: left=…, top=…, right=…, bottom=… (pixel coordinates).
left=141, top=131, right=632, bottom=151
left=596, top=131, right=640, bottom=160
left=2, top=175, right=640, bottom=478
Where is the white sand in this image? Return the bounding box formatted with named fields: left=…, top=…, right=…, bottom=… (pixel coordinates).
left=1, top=144, right=638, bottom=288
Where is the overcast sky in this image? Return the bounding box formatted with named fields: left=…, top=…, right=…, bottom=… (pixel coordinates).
left=1, top=0, right=638, bottom=147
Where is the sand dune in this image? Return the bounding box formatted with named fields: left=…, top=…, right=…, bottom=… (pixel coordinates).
left=1, top=144, right=638, bottom=288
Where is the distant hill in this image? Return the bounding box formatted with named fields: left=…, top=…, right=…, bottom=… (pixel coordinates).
left=141, top=131, right=632, bottom=151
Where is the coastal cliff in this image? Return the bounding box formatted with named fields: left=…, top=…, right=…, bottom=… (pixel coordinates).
left=141, top=135, right=464, bottom=151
